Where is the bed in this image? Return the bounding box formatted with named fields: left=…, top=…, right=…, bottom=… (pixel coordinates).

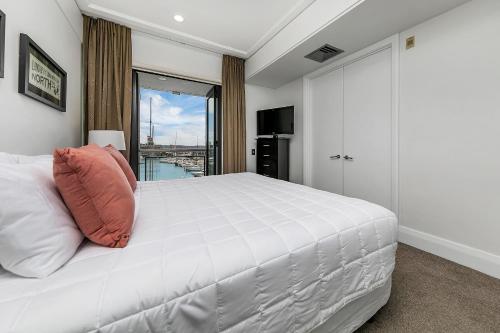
left=0, top=173, right=397, bottom=333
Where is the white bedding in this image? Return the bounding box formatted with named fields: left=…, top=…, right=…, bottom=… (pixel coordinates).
left=0, top=173, right=397, bottom=333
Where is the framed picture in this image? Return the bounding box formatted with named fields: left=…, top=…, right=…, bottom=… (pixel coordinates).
left=0, top=10, right=5, bottom=78
left=18, top=34, right=67, bottom=112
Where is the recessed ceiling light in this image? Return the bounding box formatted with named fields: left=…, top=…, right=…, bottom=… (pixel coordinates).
left=158, top=76, right=167, bottom=81
left=174, top=15, right=184, bottom=23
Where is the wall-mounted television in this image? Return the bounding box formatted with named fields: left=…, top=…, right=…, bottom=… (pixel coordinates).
left=257, top=106, right=294, bottom=136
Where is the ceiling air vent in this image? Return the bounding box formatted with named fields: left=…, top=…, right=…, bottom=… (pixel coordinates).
left=305, top=44, right=344, bottom=63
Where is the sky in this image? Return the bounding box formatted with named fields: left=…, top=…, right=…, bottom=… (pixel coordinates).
left=140, top=88, right=206, bottom=146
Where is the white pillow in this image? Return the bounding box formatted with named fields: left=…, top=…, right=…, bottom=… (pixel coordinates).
left=0, top=152, right=52, bottom=164
left=0, top=159, right=83, bottom=278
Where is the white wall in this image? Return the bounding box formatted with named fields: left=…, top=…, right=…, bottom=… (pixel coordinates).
left=0, top=0, right=82, bottom=155
left=246, top=79, right=303, bottom=184
left=132, top=31, right=222, bottom=83
left=55, top=0, right=83, bottom=42
left=296, top=0, right=500, bottom=277
left=398, top=0, right=500, bottom=262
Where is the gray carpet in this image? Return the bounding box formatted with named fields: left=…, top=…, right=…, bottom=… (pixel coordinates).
left=356, top=243, right=500, bottom=333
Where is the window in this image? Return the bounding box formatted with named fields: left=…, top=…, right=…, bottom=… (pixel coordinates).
left=131, top=71, right=221, bottom=180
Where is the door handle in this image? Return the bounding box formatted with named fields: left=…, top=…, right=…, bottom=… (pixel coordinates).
left=329, top=155, right=341, bottom=160
left=343, top=155, right=354, bottom=161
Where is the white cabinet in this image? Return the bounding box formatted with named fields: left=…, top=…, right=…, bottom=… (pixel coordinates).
left=311, top=48, right=393, bottom=209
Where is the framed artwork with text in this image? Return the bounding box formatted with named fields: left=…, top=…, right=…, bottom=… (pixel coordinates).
left=18, top=33, right=67, bottom=112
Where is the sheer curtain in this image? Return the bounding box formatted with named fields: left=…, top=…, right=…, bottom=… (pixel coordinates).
left=222, top=55, right=246, bottom=173
left=83, top=16, right=132, bottom=159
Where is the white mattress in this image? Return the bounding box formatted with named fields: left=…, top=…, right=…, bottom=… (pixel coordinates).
left=0, top=173, right=398, bottom=333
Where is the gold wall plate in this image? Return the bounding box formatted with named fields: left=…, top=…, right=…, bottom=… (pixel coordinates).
left=406, top=36, right=415, bottom=50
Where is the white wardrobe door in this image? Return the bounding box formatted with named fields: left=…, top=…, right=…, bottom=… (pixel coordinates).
left=343, top=48, right=392, bottom=209
left=311, top=68, right=343, bottom=194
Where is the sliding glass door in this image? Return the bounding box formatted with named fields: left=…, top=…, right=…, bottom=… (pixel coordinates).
left=206, top=86, right=221, bottom=176
left=131, top=70, right=221, bottom=181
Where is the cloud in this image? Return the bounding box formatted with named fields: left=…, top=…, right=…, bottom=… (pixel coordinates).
left=139, top=89, right=206, bottom=146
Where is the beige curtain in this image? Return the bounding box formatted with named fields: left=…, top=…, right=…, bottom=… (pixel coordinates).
left=83, top=15, right=132, bottom=159
left=222, top=55, right=246, bottom=173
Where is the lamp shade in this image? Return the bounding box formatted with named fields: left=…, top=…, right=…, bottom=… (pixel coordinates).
left=88, top=130, right=126, bottom=150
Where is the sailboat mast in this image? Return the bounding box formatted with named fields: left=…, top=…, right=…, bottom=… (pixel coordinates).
left=149, top=97, right=152, bottom=138
left=174, top=131, right=177, bottom=158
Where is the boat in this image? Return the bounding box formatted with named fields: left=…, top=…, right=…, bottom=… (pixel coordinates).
left=185, top=165, right=202, bottom=172
left=159, top=158, right=175, bottom=164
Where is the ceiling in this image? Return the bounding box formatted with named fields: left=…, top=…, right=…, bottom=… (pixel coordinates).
left=76, top=0, right=316, bottom=58
left=138, top=72, right=214, bottom=96
left=247, top=0, right=470, bottom=88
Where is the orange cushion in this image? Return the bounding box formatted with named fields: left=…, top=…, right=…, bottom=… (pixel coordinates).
left=53, top=144, right=134, bottom=248
left=105, top=144, right=137, bottom=191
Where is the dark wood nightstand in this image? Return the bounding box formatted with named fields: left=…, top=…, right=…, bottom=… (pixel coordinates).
left=256, top=137, right=289, bottom=181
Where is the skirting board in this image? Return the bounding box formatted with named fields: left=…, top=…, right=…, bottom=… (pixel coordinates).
left=398, top=225, right=500, bottom=279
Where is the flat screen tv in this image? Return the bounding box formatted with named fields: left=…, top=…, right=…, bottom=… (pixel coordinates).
left=257, top=106, right=294, bottom=136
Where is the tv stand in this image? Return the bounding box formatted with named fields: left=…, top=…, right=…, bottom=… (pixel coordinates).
left=256, top=137, right=289, bottom=181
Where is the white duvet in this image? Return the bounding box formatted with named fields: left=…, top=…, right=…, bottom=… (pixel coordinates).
left=0, top=173, right=397, bottom=333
